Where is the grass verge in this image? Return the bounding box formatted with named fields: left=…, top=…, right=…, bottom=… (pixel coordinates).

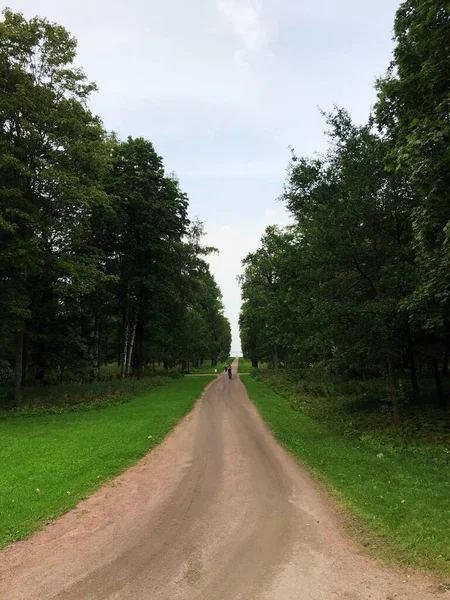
left=238, top=358, right=267, bottom=372
left=0, top=376, right=213, bottom=549
left=238, top=357, right=252, bottom=372
left=242, top=376, right=450, bottom=576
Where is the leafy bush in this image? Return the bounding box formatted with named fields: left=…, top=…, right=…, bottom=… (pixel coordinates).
left=253, top=369, right=450, bottom=452
left=0, top=361, right=13, bottom=382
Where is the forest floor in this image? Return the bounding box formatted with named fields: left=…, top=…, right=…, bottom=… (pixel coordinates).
left=1, top=360, right=447, bottom=600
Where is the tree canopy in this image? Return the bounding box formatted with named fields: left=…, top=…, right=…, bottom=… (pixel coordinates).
left=240, top=0, right=450, bottom=422
left=0, top=9, right=231, bottom=404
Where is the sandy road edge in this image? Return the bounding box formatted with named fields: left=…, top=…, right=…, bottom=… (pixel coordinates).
left=0, top=375, right=218, bottom=554
left=239, top=374, right=450, bottom=587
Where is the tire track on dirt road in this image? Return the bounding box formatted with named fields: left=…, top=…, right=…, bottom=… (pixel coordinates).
left=0, top=359, right=444, bottom=599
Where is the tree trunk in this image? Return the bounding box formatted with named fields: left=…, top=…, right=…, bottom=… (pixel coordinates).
left=121, top=318, right=129, bottom=379
left=94, top=316, right=100, bottom=371
left=443, top=349, right=449, bottom=378
left=273, top=347, right=279, bottom=370
left=21, top=331, right=28, bottom=390
left=14, top=328, right=24, bottom=406
left=442, top=324, right=450, bottom=377
left=126, top=316, right=138, bottom=377
left=405, top=321, right=419, bottom=401
left=251, top=358, right=258, bottom=369
left=432, top=356, right=445, bottom=407
left=385, top=338, right=400, bottom=426
left=163, top=359, right=168, bottom=370
left=135, top=317, right=145, bottom=379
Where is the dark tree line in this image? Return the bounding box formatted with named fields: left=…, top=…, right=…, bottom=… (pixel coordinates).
left=0, top=9, right=231, bottom=405
left=239, top=0, right=449, bottom=423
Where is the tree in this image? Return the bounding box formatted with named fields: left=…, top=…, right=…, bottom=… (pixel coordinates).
left=241, top=110, right=425, bottom=423
left=240, top=226, right=297, bottom=368
left=376, top=0, right=450, bottom=348
left=0, top=9, right=108, bottom=402
left=176, top=222, right=231, bottom=371
left=105, top=137, right=189, bottom=378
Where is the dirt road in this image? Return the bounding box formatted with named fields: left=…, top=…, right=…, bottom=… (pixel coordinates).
left=0, top=359, right=443, bottom=599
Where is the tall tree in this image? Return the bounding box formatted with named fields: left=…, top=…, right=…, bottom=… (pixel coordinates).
left=106, top=137, right=189, bottom=378
left=376, top=0, right=450, bottom=340
left=241, top=110, right=423, bottom=423
left=0, top=9, right=108, bottom=402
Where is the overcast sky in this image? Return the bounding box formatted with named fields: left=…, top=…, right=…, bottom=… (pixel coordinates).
left=9, top=0, right=400, bottom=353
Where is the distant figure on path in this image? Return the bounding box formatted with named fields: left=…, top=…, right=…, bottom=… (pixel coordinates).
left=227, top=365, right=232, bottom=380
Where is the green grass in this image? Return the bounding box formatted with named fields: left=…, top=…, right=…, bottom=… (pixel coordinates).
left=0, top=376, right=213, bottom=549
left=238, top=358, right=267, bottom=372
left=242, top=376, right=450, bottom=576
left=189, top=359, right=232, bottom=374
left=0, top=372, right=183, bottom=412
left=238, top=357, right=253, bottom=372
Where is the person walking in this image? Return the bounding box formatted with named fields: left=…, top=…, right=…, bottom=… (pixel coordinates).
left=227, top=365, right=232, bottom=380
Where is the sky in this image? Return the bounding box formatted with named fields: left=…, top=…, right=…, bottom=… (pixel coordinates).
left=8, top=0, right=400, bottom=354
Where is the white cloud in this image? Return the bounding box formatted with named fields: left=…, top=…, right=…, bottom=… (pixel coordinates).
left=216, top=0, right=270, bottom=60
left=8, top=0, right=399, bottom=352
left=264, top=208, right=277, bottom=217
left=177, top=158, right=284, bottom=180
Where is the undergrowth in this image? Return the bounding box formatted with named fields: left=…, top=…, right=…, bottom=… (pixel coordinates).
left=0, top=373, right=181, bottom=417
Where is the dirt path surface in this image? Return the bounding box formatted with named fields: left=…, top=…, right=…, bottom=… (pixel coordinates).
left=0, top=359, right=445, bottom=600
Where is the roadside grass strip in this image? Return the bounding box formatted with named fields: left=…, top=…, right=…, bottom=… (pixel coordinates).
left=238, top=358, right=253, bottom=373
left=243, top=376, right=450, bottom=576
left=0, top=377, right=213, bottom=549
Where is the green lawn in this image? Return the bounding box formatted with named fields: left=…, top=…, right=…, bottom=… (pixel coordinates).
left=0, top=377, right=213, bottom=549
left=238, top=357, right=252, bottom=372
left=238, top=358, right=267, bottom=372
left=242, top=376, right=450, bottom=576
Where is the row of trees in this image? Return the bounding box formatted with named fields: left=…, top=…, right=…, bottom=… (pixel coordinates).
left=239, top=0, right=449, bottom=422
left=0, top=9, right=231, bottom=404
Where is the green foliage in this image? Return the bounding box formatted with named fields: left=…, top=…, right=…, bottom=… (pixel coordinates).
left=239, top=226, right=297, bottom=368
left=244, top=376, right=450, bottom=575
left=0, top=9, right=230, bottom=404
left=0, top=8, right=110, bottom=402
left=238, top=358, right=253, bottom=372
left=177, top=222, right=232, bottom=368
left=253, top=369, right=450, bottom=447
left=240, top=9, right=450, bottom=415
left=376, top=0, right=450, bottom=331
left=0, top=376, right=213, bottom=547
